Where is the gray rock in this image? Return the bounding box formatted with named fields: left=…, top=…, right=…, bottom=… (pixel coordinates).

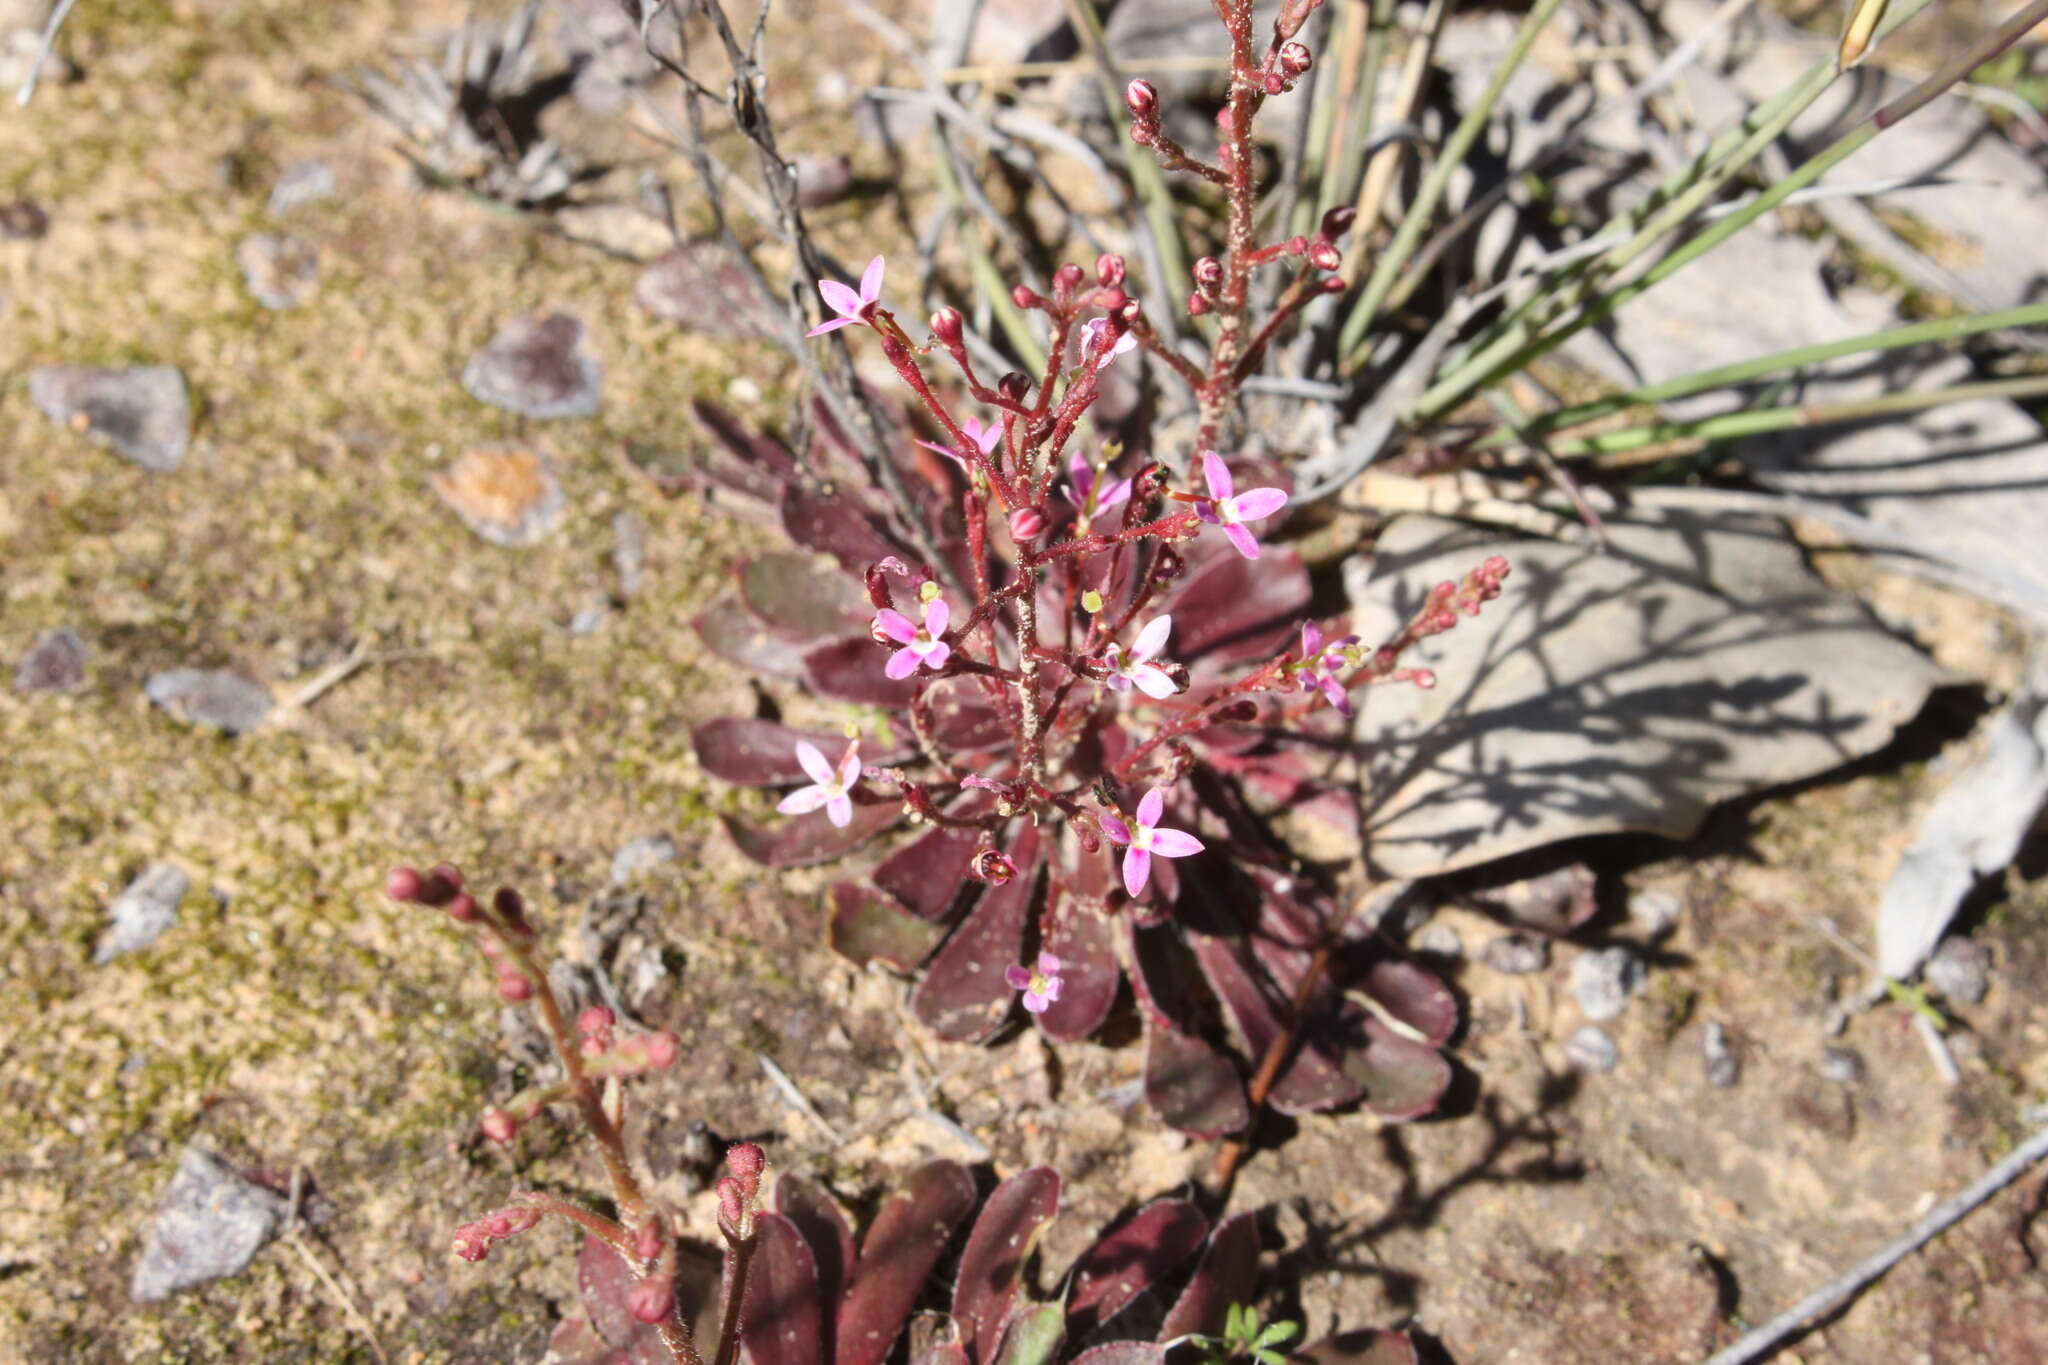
left=462, top=312, right=602, bottom=419
left=95, top=862, right=189, bottom=964
left=1477, top=864, right=1598, bottom=936
left=1923, top=936, right=1990, bottom=1006
left=1570, top=946, right=1647, bottom=1022
left=1702, top=1020, right=1739, bottom=1089
left=1479, top=932, right=1548, bottom=976
left=28, top=365, right=191, bottom=472
left=634, top=243, right=773, bottom=342
left=1412, top=923, right=1463, bottom=959
left=793, top=155, right=852, bottom=209
left=131, top=1148, right=286, bottom=1301
left=430, top=445, right=567, bottom=548
left=234, top=233, right=319, bottom=310
left=1820, top=1046, right=1866, bottom=1086
left=610, top=834, right=678, bottom=885
left=16, top=625, right=86, bottom=694
left=1563, top=1024, right=1618, bottom=1073
left=266, top=159, right=336, bottom=217
left=612, top=508, right=646, bottom=598
left=145, top=668, right=273, bottom=734
left=1629, top=888, right=1683, bottom=938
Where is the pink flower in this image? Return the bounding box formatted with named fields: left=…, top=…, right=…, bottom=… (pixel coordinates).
left=1197, top=451, right=1289, bottom=560
left=1064, top=448, right=1133, bottom=518
left=874, top=596, right=951, bottom=678
left=1079, top=317, right=1137, bottom=370
left=916, top=415, right=1002, bottom=468
left=1101, top=615, right=1177, bottom=699
left=1004, top=952, right=1064, bottom=1013
left=776, top=741, right=863, bottom=827
left=1099, top=788, right=1203, bottom=897
left=1296, top=621, right=1360, bottom=717
left=808, top=255, right=885, bottom=336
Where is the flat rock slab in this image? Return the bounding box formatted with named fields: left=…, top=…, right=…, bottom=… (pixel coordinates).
left=1351, top=511, right=1946, bottom=878
left=145, top=668, right=273, bottom=734
left=431, top=445, right=566, bottom=547
left=94, top=862, right=189, bottom=964
left=16, top=625, right=86, bottom=693
left=131, top=1148, right=287, bottom=1302
left=462, top=312, right=602, bottom=418
left=27, top=365, right=190, bottom=472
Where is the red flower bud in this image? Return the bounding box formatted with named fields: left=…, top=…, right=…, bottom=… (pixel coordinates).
left=726, top=1141, right=767, bottom=1185
left=1263, top=72, right=1287, bottom=96
left=1279, top=41, right=1313, bottom=79
left=1098, top=286, right=1128, bottom=312
left=579, top=1005, right=616, bottom=1037
left=1193, top=255, right=1223, bottom=291
left=645, top=1031, right=680, bottom=1070
left=1124, top=78, right=1158, bottom=120
left=930, top=306, right=964, bottom=347
left=452, top=1225, right=490, bottom=1262
left=1011, top=284, right=1040, bottom=310
left=1287, top=235, right=1309, bottom=257
left=447, top=892, right=481, bottom=923
left=1054, top=262, right=1086, bottom=293
left=1214, top=698, right=1261, bottom=723
left=998, top=372, right=1031, bottom=403
left=497, top=972, right=534, bottom=1003
left=1096, top=254, right=1126, bottom=288
left=626, top=1276, right=676, bottom=1325
left=1008, top=506, right=1047, bottom=542
left=480, top=1107, right=518, bottom=1143
left=1321, top=204, right=1356, bottom=238
left=1320, top=275, right=1346, bottom=294
left=717, top=1177, right=744, bottom=1228
left=1188, top=291, right=1210, bottom=317
left=1308, top=239, right=1341, bottom=271
left=970, top=847, right=1018, bottom=884
left=635, top=1219, right=664, bottom=1263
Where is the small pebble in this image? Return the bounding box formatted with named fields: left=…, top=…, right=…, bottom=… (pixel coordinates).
left=1571, top=945, right=1647, bottom=1021
left=431, top=445, right=566, bottom=547
left=612, top=508, right=647, bottom=598
left=145, top=668, right=273, bottom=734
left=0, top=197, right=49, bottom=240
left=1923, top=936, right=1989, bottom=1006
left=1820, top=1046, right=1865, bottom=1086
left=1412, top=923, right=1462, bottom=959
left=1480, top=931, right=1548, bottom=975
left=28, top=364, right=191, bottom=472
left=234, top=233, right=320, bottom=310
left=131, top=1147, right=286, bottom=1302
left=266, top=159, right=336, bottom=217
left=1629, top=888, right=1683, bottom=937
left=462, top=312, right=602, bottom=419
left=793, top=154, right=853, bottom=208
left=610, top=834, right=679, bottom=885
left=568, top=598, right=610, bottom=637
left=1702, top=1020, right=1739, bottom=1089
left=16, top=625, right=87, bottom=694
left=1563, top=1024, right=1618, bottom=1073
left=1481, top=864, right=1597, bottom=935
left=94, top=862, right=189, bottom=964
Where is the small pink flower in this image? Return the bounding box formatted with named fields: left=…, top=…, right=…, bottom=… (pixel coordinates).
left=1079, top=317, right=1137, bottom=370
left=776, top=740, right=863, bottom=827
left=874, top=596, right=951, bottom=679
left=916, top=415, right=1002, bottom=468
left=1098, top=788, right=1204, bottom=897
left=1101, top=615, right=1177, bottom=699
left=808, top=255, right=885, bottom=336
left=1004, top=952, right=1064, bottom=1013
left=1196, top=451, right=1289, bottom=560
left=1296, top=621, right=1360, bottom=717
left=1064, top=448, right=1133, bottom=518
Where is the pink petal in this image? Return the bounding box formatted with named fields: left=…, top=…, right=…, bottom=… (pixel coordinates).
left=1022, top=990, right=1051, bottom=1013
left=923, top=596, right=950, bottom=636
left=874, top=608, right=919, bottom=644
left=968, top=418, right=1001, bottom=455
left=915, top=438, right=966, bottom=464
left=885, top=647, right=920, bottom=679
left=777, top=786, right=830, bottom=815
left=825, top=793, right=854, bottom=828
left=1136, top=787, right=1165, bottom=829
left=1005, top=965, right=1033, bottom=991
left=818, top=279, right=863, bottom=316
left=1042, top=978, right=1062, bottom=1002
left=1066, top=449, right=1091, bottom=503
left=1037, top=952, right=1061, bottom=974
left=858, top=254, right=885, bottom=305
left=1130, top=615, right=1172, bottom=662
left=793, top=740, right=834, bottom=785
left=1096, top=476, right=1132, bottom=510
left=1229, top=487, right=1289, bottom=522
left=836, top=744, right=862, bottom=786
left=1147, top=828, right=1204, bottom=858
left=1222, top=524, right=1261, bottom=560
left=1300, top=622, right=1322, bottom=656
left=1099, top=811, right=1132, bottom=845
left=1122, top=847, right=1152, bottom=897
left=1131, top=665, right=1177, bottom=699
left=805, top=316, right=855, bottom=337
left=1104, top=672, right=1133, bottom=693
left=921, top=640, right=951, bottom=671
left=1202, top=450, right=1234, bottom=502
left=1320, top=675, right=1353, bottom=717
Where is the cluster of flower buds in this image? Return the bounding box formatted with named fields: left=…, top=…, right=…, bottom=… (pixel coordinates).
left=451, top=1203, right=542, bottom=1263
left=387, top=864, right=542, bottom=1001
left=623, top=1214, right=680, bottom=1325
left=580, top=1005, right=682, bottom=1078
left=716, top=1142, right=767, bottom=1244
left=1350, top=556, right=1515, bottom=690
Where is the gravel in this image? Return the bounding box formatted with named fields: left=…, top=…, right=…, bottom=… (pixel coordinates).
left=145, top=669, right=273, bottom=734
left=1564, top=1024, right=1618, bottom=1073
left=1480, top=932, right=1549, bottom=975
left=28, top=364, right=191, bottom=472
left=16, top=625, right=86, bottom=694
left=1820, top=1046, right=1866, bottom=1086
left=1702, top=1020, right=1740, bottom=1089
left=131, top=1148, right=287, bottom=1301
left=462, top=312, right=602, bottom=418
left=94, top=863, right=190, bottom=964
left=430, top=445, right=567, bottom=547
left=1571, top=945, right=1647, bottom=1021
left=1923, top=936, right=1990, bottom=1005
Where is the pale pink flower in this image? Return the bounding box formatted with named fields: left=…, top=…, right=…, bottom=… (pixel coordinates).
left=1064, top=448, right=1133, bottom=518
left=916, top=415, right=1002, bottom=468
left=808, top=255, right=885, bottom=336
left=1079, top=317, right=1137, bottom=370
left=1004, top=952, right=1064, bottom=1013
left=1101, top=615, right=1177, bottom=699
left=1296, top=621, right=1360, bottom=717
left=1196, top=451, right=1289, bottom=560
left=1099, top=788, right=1203, bottom=897
left=776, top=741, right=862, bottom=828
left=874, top=596, right=952, bottom=679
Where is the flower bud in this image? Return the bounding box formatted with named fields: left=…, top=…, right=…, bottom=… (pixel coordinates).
left=1008, top=506, right=1047, bottom=542
left=447, top=892, right=481, bottom=923
left=497, top=971, right=534, bottom=1003
left=717, top=1177, right=745, bottom=1229
left=970, top=847, right=1018, bottom=884
left=1320, top=204, right=1356, bottom=238
left=1188, top=291, right=1210, bottom=317
left=1193, top=256, right=1223, bottom=291
left=1098, top=286, right=1128, bottom=312
left=1263, top=72, right=1286, bottom=96
left=1213, top=698, right=1260, bottom=723
left=1054, top=262, right=1086, bottom=294
left=1408, top=668, right=1437, bottom=690
left=930, top=306, right=964, bottom=348
left=626, top=1277, right=676, bottom=1325
left=1279, top=42, right=1313, bottom=79
left=452, top=1225, right=490, bottom=1262
left=385, top=866, right=427, bottom=903
left=492, top=886, right=527, bottom=928
left=635, top=1219, right=664, bottom=1263
left=1308, top=239, right=1341, bottom=271
left=645, top=1031, right=681, bottom=1070
left=998, top=372, right=1031, bottom=403
left=1124, top=78, right=1158, bottom=120
left=579, top=1005, right=616, bottom=1037
left=1320, top=275, right=1347, bottom=294
left=480, top=1107, right=518, bottom=1143
left=726, top=1141, right=767, bottom=1186
left=1096, top=254, right=1126, bottom=288
left=1011, top=284, right=1040, bottom=310
left=1215, top=106, right=1237, bottom=132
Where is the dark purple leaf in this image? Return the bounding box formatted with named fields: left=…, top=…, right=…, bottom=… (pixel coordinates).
left=784, top=485, right=904, bottom=571
left=741, top=553, right=873, bottom=641
left=742, top=1213, right=824, bottom=1365
left=874, top=827, right=981, bottom=922
left=1066, top=1200, right=1207, bottom=1338
left=924, top=678, right=1011, bottom=753
left=1194, top=934, right=1361, bottom=1114
left=830, top=883, right=948, bottom=970
left=1161, top=538, right=1309, bottom=668
left=548, top=1314, right=636, bottom=1365
left=779, top=1175, right=854, bottom=1361
left=1158, top=1212, right=1260, bottom=1342
left=1295, top=1331, right=1418, bottom=1365
left=1069, top=1343, right=1164, bottom=1365
left=1142, top=1019, right=1247, bottom=1138
left=993, top=1302, right=1066, bottom=1365
left=693, top=399, right=800, bottom=482
left=805, top=638, right=919, bottom=708
left=696, top=597, right=813, bottom=677
left=723, top=800, right=901, bottom=869
left=577, top=1237, right=673, bottom=1365
left=1338, top=1009, right=1453, bottom=1121
left=694, top=718, right=895, bottom=788
left=953, top=1167, right=1060, bottom=1365
left=1122, top=920, right=1202, bottom=1034
left=838, top=1161, right=978, bottom=1365
left=911, top=826, right=1041, bottom=1042
left=1352, top=959, right=1456, bottom=1047
left=1034, top=892, right=1118, bottom=1044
